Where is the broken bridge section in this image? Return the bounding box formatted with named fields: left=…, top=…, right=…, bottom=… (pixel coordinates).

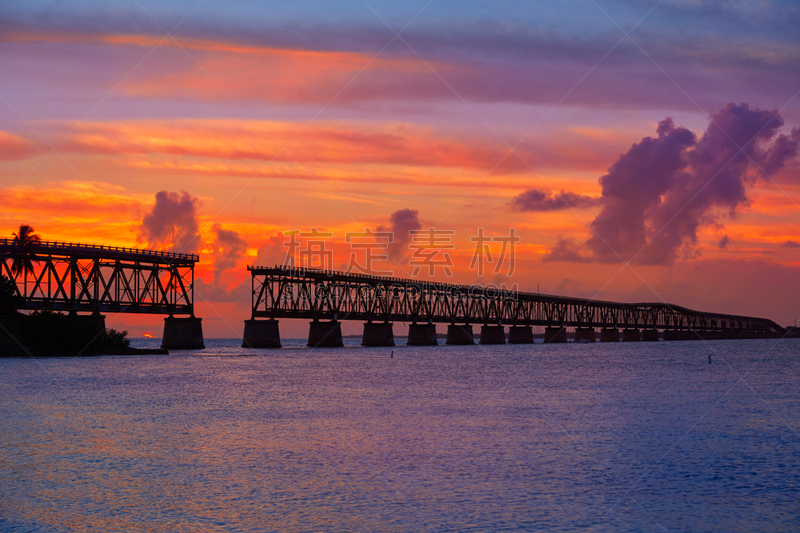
left=0, top=239, right=203, bottom=349
left=244, top=265, right=785, bottom=348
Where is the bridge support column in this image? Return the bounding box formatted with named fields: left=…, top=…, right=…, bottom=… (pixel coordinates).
left=663, top=329, right=688, bottom=341
left=574, top=327, right=595, bottom=342
left=362, top=322, right=394, bottom=347
left=508, top=325, right=534, bottom=344
left=642, top=329, right=660, bottom=341
left=544, top=326, right=567, bottom=343
left=242, top=319, right=281, bottom=348
left=74, top=314, right=106, bottom=338
left=308, top=320, right=344, bottom=347
left=600, top=328, right=620, bottom=342
left=622, top=328, right=641, bottom=342
left=162, top=316, right=205, bottom=350
left=479, top=325, right=505, bottom=344
left=408, top=323, right=438, bottom=345
left=446, top=324, right=474, bottom=345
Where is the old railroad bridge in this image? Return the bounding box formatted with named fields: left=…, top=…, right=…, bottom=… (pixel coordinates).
left=0, top=239, right=786, bottom=349
left=0, top=239, right=203, bottom=349
left=243, top=265, right=785, bottom=348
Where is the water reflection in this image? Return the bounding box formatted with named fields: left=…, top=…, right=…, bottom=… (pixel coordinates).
left=1, top=340, right=799, bottom=532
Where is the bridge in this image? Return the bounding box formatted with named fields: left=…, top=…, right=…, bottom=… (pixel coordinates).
left=0, top=239, right=204, bottom=348
left=243, top=265, right=785, bottom=347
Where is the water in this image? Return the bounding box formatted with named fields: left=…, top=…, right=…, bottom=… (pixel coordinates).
left=1, top=339, right=798, bottom=532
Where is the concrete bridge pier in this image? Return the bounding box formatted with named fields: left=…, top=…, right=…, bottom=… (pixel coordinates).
left=308, top=319, right=344, bottom=347
left=642, top=329, right=660, bottom=341
left=242, top=318, right=281, bottom=348
left=71, top=313, right=107, bottom=338
left=479, top=325, right=506, bottom=344
left=663, top=329, right=689, bottom=341
left=162, top=316, right=205, bottom=349
left=362, top=321, right=395, bottom=346
left=544, top=326, right=568, bottom=343
left=574, top=327, right=596, bottom=342
left=446, top=324, right=474, bottom=345
left=63, top=313, right=108, bottom=348
left=408, top=323, right=438, bottom=345
left=622, top=328, right=641, bottom=342
left=600, top=328, right=620, bottom=342
left=508, top=325, right=534, bottom=344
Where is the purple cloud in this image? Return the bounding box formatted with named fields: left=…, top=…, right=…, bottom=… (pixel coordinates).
left=546, top=104, right=800, bottom=265
left=378, top=208, right=421, bottom=261
left=211, top=224, right=247, bottom=283
left=509, top=188, right=601, bottom=212
left=140, top=190, right=201, bottom=253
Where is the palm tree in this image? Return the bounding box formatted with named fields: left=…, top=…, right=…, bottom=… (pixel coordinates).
left=11, top=224, right=41, bottom=296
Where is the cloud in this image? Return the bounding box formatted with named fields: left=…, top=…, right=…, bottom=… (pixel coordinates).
left=194, top=277, right=250, bottom=306
left=718, top=235, right=730, bottom=249
left=4, top=17, right=798, bottom=112
left=255, top=232, right=287, bottom=267
left=509, top=188, right=601, bottom=212
left=139, top=190, right=201, bottom=253
left=56, top=119, right=530, bottom=172
left=378, top=208, right=421, bottom=261
left=780, top=240, right=800, bottom=248
left=0, top=131, right=41, bottom=160
left=546, top=104, right=800, bottom=265
left=0, top=181, right=145, bottom=245
left=211, top=224, right=248, bottom=283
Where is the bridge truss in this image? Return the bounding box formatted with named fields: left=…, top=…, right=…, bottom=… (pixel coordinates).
left=0, top=239, right=197, bottom=315
left=249, top=265, right=784, bottom=336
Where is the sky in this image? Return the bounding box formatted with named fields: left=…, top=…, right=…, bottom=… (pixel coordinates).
left=1, top=0, right=799, bottom=338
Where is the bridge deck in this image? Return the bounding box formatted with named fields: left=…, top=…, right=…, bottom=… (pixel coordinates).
left=1, top=239, right=196, bottom=315
left=249, top=265, right=784, bottom=335
left=0, top=239, right=198, bottom=264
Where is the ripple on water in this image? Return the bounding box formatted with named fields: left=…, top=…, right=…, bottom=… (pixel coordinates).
left=1, top=339, right=799, bottom=532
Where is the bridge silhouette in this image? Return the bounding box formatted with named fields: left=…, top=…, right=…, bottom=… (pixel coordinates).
left=0, top=239, right=203, bottom=349
left=0, top=239, right=786, bottom=350
left=243, top=265, right=786, bottom=347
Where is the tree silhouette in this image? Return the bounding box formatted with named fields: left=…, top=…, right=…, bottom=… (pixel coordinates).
left=11, top=224, right=41, bottom=296
left=0, top=274, right=21, bottom=316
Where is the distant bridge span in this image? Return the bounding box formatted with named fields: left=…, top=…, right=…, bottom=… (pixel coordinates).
left=0, top=239, right=204, bottom=348
left=244, top=265, right=785, bottom=347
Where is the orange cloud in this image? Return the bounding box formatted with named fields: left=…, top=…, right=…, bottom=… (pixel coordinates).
left=54, top=119, right=512, bottom=170
left=127, top=46, right=444, bottom=105
left=43, top=118, right=624, bottom=180
left=0, top=131, right=42, bottom=160
left=3, top=28, right=447, bottom=104
left=0, top=181, right=145, bottom=244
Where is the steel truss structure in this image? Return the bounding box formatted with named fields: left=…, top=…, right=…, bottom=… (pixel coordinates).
left=0, top=239, right=197, bottom=315
left=250, top=265, right=784, bottom=336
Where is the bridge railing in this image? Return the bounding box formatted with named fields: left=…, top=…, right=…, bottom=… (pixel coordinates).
left=0, top=238, right=198, bottom=262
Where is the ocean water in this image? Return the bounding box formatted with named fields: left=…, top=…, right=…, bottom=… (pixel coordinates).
left=1, top=338, right=798, bottom=532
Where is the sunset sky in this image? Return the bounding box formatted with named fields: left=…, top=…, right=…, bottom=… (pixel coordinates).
left=1, top=0, right=799, bottom=337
